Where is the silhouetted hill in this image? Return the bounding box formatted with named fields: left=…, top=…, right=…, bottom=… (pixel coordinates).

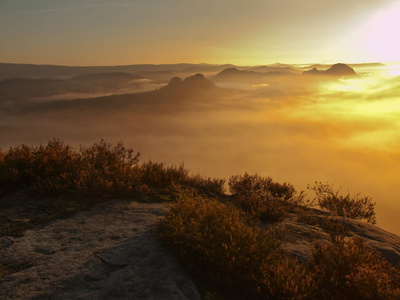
left=0, top=63, right=238, bottom=80
left=302, top=68, right=323, bottom=75
left=181, top=64, right=236, bottom=73
left=182, top=73, right=215, bottom=89
left=0, top=72, right=153, bottom=108
left=325, top=63, right=357, bottom=76
left=213, top=67, right=295, bottom=83
left=302, top=63, right=357, bottom=77
left=0, top=78, right=67, bottom=103
left=71, top=72, right=141, bottom=82
left=166, top=77, right=183, bottom=88
left=302, top=62, right=384, bottom=70
left=213, top=67, right=245, bottom=79
left=160, top=73, right=215, bottom=93
left=246, top=65, right=300, bottom=74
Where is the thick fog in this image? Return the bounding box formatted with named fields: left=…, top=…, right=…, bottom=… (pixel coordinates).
left=1, top=63, right=399, bottom=234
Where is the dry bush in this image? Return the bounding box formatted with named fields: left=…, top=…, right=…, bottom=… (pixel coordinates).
left=140, top=161, right=189, bottom=188
left=229, top=173, right=296, bottom=200
left=312, top=237, right=400, bottom=299
left=228, top=173, right=305, bottom=223
left=0, top=139, right=223, bottom=200
left=31, top=139, right=80, bottom=195
left=0, top=144, right=36, bottom=191
left=233, top=194, right=288, bottom=223
left=76, top=139, right=144, bottom=197
left=140, top=161, right=225, bottom=198
left=308, top=182, right=376, bottom=224
left=0, top=139, right=145, bottom=198
left=158, top=194, right=315, bottom=299
left=185, top=174, right=226, bottom=197
left=0, top=139, right=81, bottom=195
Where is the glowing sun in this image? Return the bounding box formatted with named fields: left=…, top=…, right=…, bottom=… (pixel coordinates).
left=359, top=2, right=400, bottom=62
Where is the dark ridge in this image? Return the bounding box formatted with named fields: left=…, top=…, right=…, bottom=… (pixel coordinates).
left=213, top=67, right=296, bottom=83
left=325, top=63, right=357, bottom=76
left=71, top=72, right=141, bottom=81
left=167, top=77, right=183, bottom=88
left=182, top=73, right=215, bottom=89
left=302, top=63, right=357, bottom=77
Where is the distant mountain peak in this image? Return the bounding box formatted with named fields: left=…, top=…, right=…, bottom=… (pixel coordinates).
left=220, top=67, right=241, bottom=74
left=181, top=73, right=215, bottom=89
left=325, top=63, right=357, bottom=76
left=213, top=68, right=243, bottom=79
left=161, top=73, right=215, bottom=93
left=71, top=72, right=139, bottom=81
left=303, top=63, right=356, bottom=77
left=167, top=76, right=183, bottom=88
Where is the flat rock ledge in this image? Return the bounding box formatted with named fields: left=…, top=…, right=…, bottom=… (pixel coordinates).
left=0, top=199, right=200, bottom=300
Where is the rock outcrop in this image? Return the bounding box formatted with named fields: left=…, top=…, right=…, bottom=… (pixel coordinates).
left=161, top=73, right=215, bottom=92
left=303, top=63, right=357, bottom=77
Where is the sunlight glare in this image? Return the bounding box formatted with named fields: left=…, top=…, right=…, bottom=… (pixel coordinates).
left=387, top=63, right=400, bottom=76
left=327, top=78, right=372, bottom=92
left=359, top=2, right=400, bottom=62
left=357, top=99, right=400, bottom=115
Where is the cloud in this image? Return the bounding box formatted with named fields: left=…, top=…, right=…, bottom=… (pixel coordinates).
left=255, top=43, right=293, bottom=51
left=0, top=3, right=137, bottom=15
left=1, top=65, right=400, bottom=235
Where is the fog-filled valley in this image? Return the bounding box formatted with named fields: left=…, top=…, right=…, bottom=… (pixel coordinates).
left=1, top=62, right=399, bottom=235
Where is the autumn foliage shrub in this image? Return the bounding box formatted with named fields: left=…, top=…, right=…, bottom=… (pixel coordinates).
left=158, top=194, right=315, bottom=299
left=0, top=139, right=224, bottom=199
left=76, top=140, right=144, bottom=197
left=229, top=173, right=296, bottom=200
left=308, top=182, right=376, bottom=224
left=0, top=139, right=78, bottom=194
left=140, top=161, right=189, bottom=188
left=312, top=237, right=400, bottom=299
left=232, top=193, right=288, bottom=223
left=2, top=139, right=400, bottom=298
left=0, top=139, right=145, bottom=197
left=228, top=173, right=304, bottom=223
left=140, top=161, right=225, bottom=198
left=159, top=194, right=400, bottom=299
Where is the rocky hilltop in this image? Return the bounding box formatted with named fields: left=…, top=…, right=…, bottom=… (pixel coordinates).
left=162, top=73, right=216, bottom=91
left=303, top=63, right=357, bottom=77
left=0, top=198, right=201, bottom=300
left=1, top=195, right=399, bottom=299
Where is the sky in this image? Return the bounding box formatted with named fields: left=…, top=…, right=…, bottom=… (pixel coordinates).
left=1, top=0, right=399, bottom=66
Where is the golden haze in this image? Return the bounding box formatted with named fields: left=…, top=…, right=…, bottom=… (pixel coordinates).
left=0, top=63, right=399, bottom=234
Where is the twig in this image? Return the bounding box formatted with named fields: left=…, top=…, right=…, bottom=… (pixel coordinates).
left=94, top=253, right=127, bottom=268
left=5, top=236, right=15, bottom=245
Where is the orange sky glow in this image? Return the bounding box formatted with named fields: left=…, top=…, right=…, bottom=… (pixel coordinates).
left=1, top=0, right=399, bottom=66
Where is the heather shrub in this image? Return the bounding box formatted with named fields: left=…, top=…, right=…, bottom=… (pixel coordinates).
left=229, top=173, right=296, bottom=200
left=30, top=139, right=80, bottom=195
left=308, top=182, right=376, bottom=224
left=0, top=139, right=81, bottom=195
left=140, top=161, right=225, bottom=198
left=76, top=139, right=144, bottom=197
left=228, top=173, right=304, bottom=222
left=312, top=237, right=400, bottom=299
left=140, top=161, right=189, bottom=188
left=158, top=194, right=315, bottom=299
left=0, top=139, right=145, bottom=198
left=0, top=139, right=224, bottom=200
left=0, top=144, right=36, bottom=191
left=185, top=174, right=225, bottom=197
left=233, top=193, right=288, bottom=223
